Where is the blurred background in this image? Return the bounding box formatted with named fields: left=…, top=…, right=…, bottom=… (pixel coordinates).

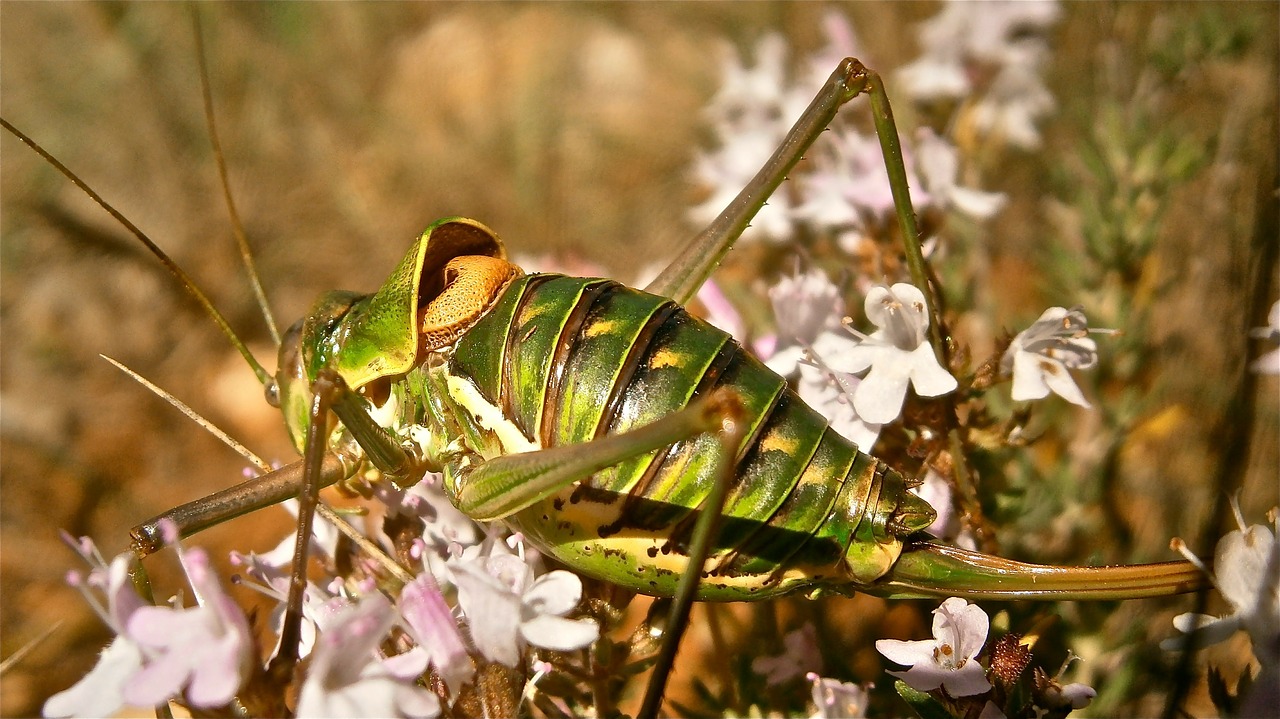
left=2, top=3, right=1275, bottom=716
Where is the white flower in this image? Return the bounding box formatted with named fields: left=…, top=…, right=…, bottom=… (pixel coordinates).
left=123, top=547, right=253, bottom=709
left=801, top=11, right=866, bottom=88
left=789, top=148, right=870, bottom=231
left=689, top=34, right=798, bottom=244
left=230, top=522, right=353, bottom=662
left=377, top=475, right=483, bottom=566
left=763, top=267, right=849, bottom=374
left=44, top=546, right=148, bottom=719
left=450, top=550, right=599, bottom=667
left=793, top=125, right=934, bottom=233
left=761, top=268, right=883, bottom=449
left=914, top=128, right=1007, bottom=219
left=1251, top=300, right=1280, bottom=374
left=45, top=539, right=253, bottom=717
left=43, top=637, right=144, bottom=719
left=807, top=672, right=870, bottom=719
left=968, top=56, right=1058, bottom=150
left=829, top=283, right=957, bottom=425
left=752, top=625, right=821, bottom=686
left=897, top=0, right=1061, bottom=149
left=690, top=128, right=796, bottom=244
left=704, top=33, right=790, bottom=126
left=1001, top=306, right=1098, bottom=407
left=876, top=597, right=992, bottom=697
left=1164, top=498, right=1280, bottom=668
left=296, top=592, right=441, bottom=718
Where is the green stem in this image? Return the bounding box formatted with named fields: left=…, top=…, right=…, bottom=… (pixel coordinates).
left=862, top=69, right=946, bottom=362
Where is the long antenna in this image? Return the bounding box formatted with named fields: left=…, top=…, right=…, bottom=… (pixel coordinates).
left=0, top=117, right=272, bottom=386
left=192, top=9, right=281, bottom=346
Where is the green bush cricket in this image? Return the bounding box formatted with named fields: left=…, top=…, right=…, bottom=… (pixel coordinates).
left=7, top=6, right=1259, bottom=716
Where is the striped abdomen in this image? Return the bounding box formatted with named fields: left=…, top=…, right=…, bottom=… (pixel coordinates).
left=449, top=274, right=927, bottom=600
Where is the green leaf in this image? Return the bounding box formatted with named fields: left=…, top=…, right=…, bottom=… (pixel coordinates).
left=894, top=680, right=959, bottom=719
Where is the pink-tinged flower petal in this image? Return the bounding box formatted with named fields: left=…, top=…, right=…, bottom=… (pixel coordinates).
left=485, top=553, right=535, bottom=595
left=696, top=280, right=746, bottom=342
left=808, top=672, right=870, bottom=718
left=754, top=626, right=820, bottom=686
left=796, top=363, right=882, bottom=451
left=811, top=331, right=862, bottom=363
left=826, top=341, right=881, bottom=375
left=43, top=637, right=143, bottom=718
left=393, top=682, right=443, bottom=719
left=765, top=345, right=806, bottom=375
left=886, top=666, right=945, bottom=692
left=898, top=55, right=970, bottom=101
left=765, top=269, right=854, bottom=375
left=520, top=614, right=600, bottom=651
left=522, top=571, right=582, bottom=617
left=398, top=575, right=474, bottom=692
left=380, top=647, right=431, bottom=680
left=104, top=555, right=145, bottom=629
left=298, top=593, right=440, bottom=718
left=120, top=549, right=251, bottom=709
left=326, top=594, right=397, bottom=683
left=948, top=185, right=1008, bottom=219
left=754, top=334, right=779, bottom=363
left=123, top=648, right=189, bottom=707
left=299, top=682, right=370, bottom=717
left=125, top=605, right=197, bottom=644
left=451, top=561, right=522, bottom=666
left=185, top=633, right=245, bottom=707
left=913, top=128, right=1006, bottom=220
left=913, top=469, right=955, bottom=540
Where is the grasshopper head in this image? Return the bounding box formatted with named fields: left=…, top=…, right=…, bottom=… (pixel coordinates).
left=271, top=291, right=361, bottom=453
left=269, top=218, right=516, bottom=453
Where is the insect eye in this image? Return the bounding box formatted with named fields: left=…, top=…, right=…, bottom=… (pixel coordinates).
left=264, top=379, right=281, bottom=408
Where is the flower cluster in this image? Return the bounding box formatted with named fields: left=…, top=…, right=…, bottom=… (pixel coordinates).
left=898, top=0, right=1062, bottom=150
left=44, top=529, right=252, bottom=718
left=45, top=474, right=600, bottom=718
left=689, top=11, right=1005, bottom=249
